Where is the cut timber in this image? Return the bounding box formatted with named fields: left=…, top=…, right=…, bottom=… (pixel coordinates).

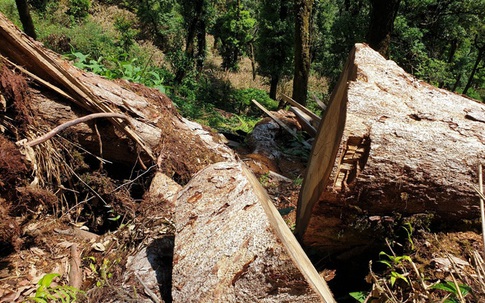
left=282, top=94, right=321, bottom=127
left=252, top=99, right=312, bottom=149
left=290, top=106, right=318, bottom=137
left=172, top=162, right=335, bottom=303
left=296, top=43, right=485, bottom=252
left=0, top=12, right=235, bottom=182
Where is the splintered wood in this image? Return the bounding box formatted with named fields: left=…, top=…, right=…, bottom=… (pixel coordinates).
left=172, top=162, right=335, bottom=303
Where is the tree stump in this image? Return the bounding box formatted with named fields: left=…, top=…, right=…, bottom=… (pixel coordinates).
left=296, top=43, right=485, bottom=253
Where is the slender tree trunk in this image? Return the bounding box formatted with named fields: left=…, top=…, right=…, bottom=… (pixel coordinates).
left=440, top=39, right=458, bottom=89
left=15, top=0, right=36, bottom=40
left=269, top=75, right=279, bottom=100
left=365, top=0, right=400, bottom=58
left=463, top=47, right=484, bottom=95
left=249, top=42, right=256, bottom=80
left=292, top=0, right=314, bottom=106
left=196, top=19, right=206, bottom=72
left=184, top=0, right=204, bottom=59
left=452, top=74, right=462, bottom=92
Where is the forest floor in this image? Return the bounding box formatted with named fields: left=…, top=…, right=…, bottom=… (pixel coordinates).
left=0, top=4, right=484, bottom=303
left=1, top=55, right=484, bottom=302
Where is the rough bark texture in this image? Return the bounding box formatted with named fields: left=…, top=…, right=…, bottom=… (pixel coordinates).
left=292, top=0, right=314, bottom=105
left=172, top=161, right=335, bottom=303
left=366, top=0, right=400, bottom=58
left=297, top=43, right=485, bottom=253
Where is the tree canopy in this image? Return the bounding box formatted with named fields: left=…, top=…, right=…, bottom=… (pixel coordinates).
left=8, top=0, right=484, bottom=103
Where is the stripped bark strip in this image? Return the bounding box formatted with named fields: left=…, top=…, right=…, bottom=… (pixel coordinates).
left=26, top=113, right=129, bottom=147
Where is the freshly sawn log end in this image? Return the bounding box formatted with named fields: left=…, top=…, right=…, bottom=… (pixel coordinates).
left=297, top=43, right=485, bottom=252
left=172, top=162, right=335, bottom=303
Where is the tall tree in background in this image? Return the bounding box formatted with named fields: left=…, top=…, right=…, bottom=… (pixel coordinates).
left=176, top=0, right=208, bottom=82
left=463, top=33, right=485, bottom=95
left=366, top=0, right=400, bottom=58
left=214, top=1, right=255, bottom=71
left=292, top=0, right=314, bottom=106
left=255, top=0, right=294, bottom=100
left=15, top=0, right=36, bottom=39
left=135, top=0, right=183, bottom=53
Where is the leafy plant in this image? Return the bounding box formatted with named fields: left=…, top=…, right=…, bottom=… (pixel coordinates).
left=67, top=0, right=90, bottom=22
left=85, top=256, right=117, bottom=287
left=349, top=291, right=368, bottom=302
left=27, top=273, right=84, bottom=303
left=67, top=51, right=167, bottom=93
left=430, top=281, right=471, bottom=303
left=378, top=251, right=412, bottom=287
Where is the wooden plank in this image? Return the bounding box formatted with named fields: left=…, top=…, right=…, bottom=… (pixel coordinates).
left=290, top=106, right=317, bottom=137
left=282, top=94, right=321, bottom=127
left=311, top=93, right=327, bottom=111
left=294, top=47, right=355, bottom=240
left=252, top=99, right=312, bottom=149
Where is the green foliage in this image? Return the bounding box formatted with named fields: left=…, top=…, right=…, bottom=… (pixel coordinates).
left=232, top=88, right=278, bottom=113
left=348, top=291, right=367, bottom=302
left=113, top=14, right=138, bottom=52
left=214, top=3, right=256, bottom=71
left=27, top=273, right=84, bottom=303
left=67, top=0, right=91, bottom=22
left=255, top=0, right=294, bottom=85
left=311, top=0, right=369, bottom=87
left=378, top=251, right=412, bottom=287
left=68, top=51, right=167, bottom=93
left=134, top=0, right=184, bottom=52
left=430, top=281, right=471, bottom=302
left=85, top=256, right=117, bottom=287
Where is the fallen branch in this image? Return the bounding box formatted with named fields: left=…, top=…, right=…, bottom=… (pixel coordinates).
left=69, top=243, right=82, bottom=289
left=282, top=94, right=321, bottom=126
left=24, top=113, right=129, bottom=147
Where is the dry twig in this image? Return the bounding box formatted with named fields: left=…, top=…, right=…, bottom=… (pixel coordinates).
left=25, top=113, right=129, bottom=147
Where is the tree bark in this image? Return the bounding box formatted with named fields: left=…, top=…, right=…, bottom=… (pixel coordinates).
left=366, top=0, right=400, bottom=58
left=292, top=0, right=314, bottom=106
left=172, top=161, right=335, bottom=302
left=269, top=74, right=279, bottom=100
left=296, top=43, right=485, bottom=253
left=15, top=0, right=36, bottom=40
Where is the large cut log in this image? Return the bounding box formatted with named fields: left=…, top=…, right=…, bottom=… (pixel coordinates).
left=172, top=162, right=335, bottom=303
left=296, top=43, right=485, bottom=253
left=0, top=11, right=235, bottom=182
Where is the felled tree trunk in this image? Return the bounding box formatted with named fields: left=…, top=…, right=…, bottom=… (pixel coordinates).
left=296, top=43, right=485, bottom=253
left=0, top=12, right=235, bottom=183
left=172, top=162, right=335, bottom=303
